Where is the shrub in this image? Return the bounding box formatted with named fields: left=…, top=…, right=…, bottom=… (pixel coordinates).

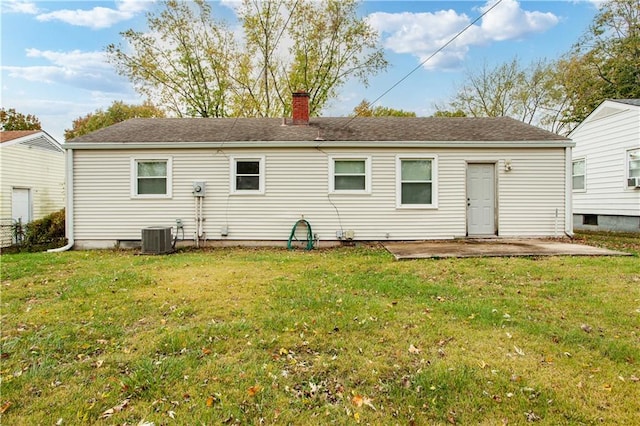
left=23, top=209, right=66, bottom=249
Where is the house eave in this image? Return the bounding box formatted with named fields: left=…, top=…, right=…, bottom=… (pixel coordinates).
left=63, top=140, right=575, bottom=150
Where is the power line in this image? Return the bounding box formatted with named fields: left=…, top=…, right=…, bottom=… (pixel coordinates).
left=341, top=0, right=504, bottom=128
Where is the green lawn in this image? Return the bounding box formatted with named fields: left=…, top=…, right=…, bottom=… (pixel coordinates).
left=1, top=232, right=639, bottom=425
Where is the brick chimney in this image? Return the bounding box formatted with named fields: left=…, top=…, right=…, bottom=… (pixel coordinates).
left=292, top=92, right=309, bottom=125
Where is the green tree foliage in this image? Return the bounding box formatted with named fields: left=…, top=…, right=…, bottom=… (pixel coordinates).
left=64, top=101, right=165, bottom=140
left=283, top=0, right=387, bottom=117
left=558, top=0, right=640, bottom=125
left=0, top=108, right=42, bottom=131
left=431, top=110, right=467, bottom=117
left=352, top=99, right=416, bottom=117
left=107, top=0, right=387, bottom=118
left=435, top=58, right=568, bottom=133
left=107, top=0, right=235, bottom=118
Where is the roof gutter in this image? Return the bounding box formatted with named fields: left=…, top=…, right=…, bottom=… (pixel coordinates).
left=48, top=147, right=74, bottom=252
left=63, top=140, right=575, bottom=150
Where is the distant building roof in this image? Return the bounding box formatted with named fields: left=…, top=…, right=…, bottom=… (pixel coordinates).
left=68, top=116, right=568, bottom=144
left=0, top=130, right=62, bottom=152
left=608, top=99, right=640, bottom=107
left=0, top=130, right=40, bottom=143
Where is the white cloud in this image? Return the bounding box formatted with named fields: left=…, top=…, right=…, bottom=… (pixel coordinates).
left=1, top=0, right=39, bottom=14
left=367, top=0, right=559, bottom=71
left=478, top=0, right=559, bottom=41
left=36, top=0, right=155, bottom=30
left=3, top=49, right=129, bottom=93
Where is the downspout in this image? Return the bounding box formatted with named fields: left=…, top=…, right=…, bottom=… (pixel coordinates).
left=48, top=147, right=74, bottom=252
left=564, top=146, right=574, bottom=238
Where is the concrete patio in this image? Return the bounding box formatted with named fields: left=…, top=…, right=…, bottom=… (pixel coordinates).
left=383, top=238, right=632, bottom=260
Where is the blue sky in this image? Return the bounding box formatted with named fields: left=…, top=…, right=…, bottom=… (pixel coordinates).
left=1, top=0, right=602, bottom=141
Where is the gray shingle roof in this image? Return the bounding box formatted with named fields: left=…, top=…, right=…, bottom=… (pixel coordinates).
left=608, top=99, right=640, bottom=107
left=68, top=116, right=568, bottom=143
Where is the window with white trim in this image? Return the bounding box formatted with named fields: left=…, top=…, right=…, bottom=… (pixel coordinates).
left=396, top=155, right=437, bottom=208
left=330, top=157, right=371, bottom=193
left=572, top=158, right=586, bottom=191
left=628, top=149, right=640, bottom=186
left=132, top=157, right=172, bottom=198
left=231, top=156, right=265, bottom=194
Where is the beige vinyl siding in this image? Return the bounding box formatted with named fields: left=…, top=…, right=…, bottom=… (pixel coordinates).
left=572, top=105, right=640, bottom=216
left=0, top=143, right=65, bottom=220
left=497, top=149, right=567, bottom=237
left=72, top=146, right=567, bottom=244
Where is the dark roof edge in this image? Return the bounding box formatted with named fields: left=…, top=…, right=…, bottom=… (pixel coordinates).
left=64, top=140, right=575, bottom=150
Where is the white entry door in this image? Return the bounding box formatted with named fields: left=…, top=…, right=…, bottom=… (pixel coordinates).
left=12, top=188, right=31, bottom=225
left=467, top=164, right=495, bottom=236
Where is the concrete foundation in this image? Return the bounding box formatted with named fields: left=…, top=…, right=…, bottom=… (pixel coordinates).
left=573, top=214, right=640, bottom=233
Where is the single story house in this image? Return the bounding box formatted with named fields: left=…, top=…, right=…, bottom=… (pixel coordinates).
left=59, top=94, right=574, bottom=250
left=569, top=99, right=640, bottom=232
left=0, top=130, right=65, bottom=247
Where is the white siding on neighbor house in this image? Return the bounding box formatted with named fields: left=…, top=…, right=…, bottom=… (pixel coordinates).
left=572, top=105, right=640, bottom=216
left=0, top=143, right=65, bottom=221
left=71, top=147, right=567, bottom=245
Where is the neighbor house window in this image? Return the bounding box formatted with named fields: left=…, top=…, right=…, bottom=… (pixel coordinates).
left=396, top=155, right=437, bottom=208
left=628, top=149, right=640, bottom=187
left=572, top=158, right=586, bottom=191
left=231, top=156, right=265, bottom=194
left=132, top=157, right=172, bottom=198
left=330, top=157, right=371, bottom=193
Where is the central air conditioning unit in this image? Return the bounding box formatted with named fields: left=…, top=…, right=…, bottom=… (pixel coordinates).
left=627, top=177, right=640, bottom=188
left=141, top=227, right=173, bottom=254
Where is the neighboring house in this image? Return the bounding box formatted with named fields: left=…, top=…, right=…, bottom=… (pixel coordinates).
left=0, top=130, right=65, bottom=246
left=62, top=93, right=574, bottom=250
left=569, top=99, right=640, bottom=232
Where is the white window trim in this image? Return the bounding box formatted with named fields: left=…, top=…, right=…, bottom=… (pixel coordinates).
left=131, top=156, right=173, bottom=199
left=627, top=149, right=640, bottom=188
left=328, top=155, right=372, bottom=194
left=396, top=154, right=438, bottom=209
left=572, top=157, right=586, bottom=193
left=230, top=155, right=265, bottom=195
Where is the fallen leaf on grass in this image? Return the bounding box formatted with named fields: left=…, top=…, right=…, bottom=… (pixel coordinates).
left=202, top=348, right=212, bottom=355
left=247, top=385, right=261, bottom=396
left=581, top=324, right=592, bottom=333
left=352, top=394, right=376, bottom=410
left=525, top=411, right=540, bottom=422
left=100, top=398, right=129, bottom=419
left=352, top=394, right=363, bottom=407
left=0, top=401, right=11, bottom=414
left=408, top=344, right=421, bottom=354
left=206, top=395, right=218, bottom=407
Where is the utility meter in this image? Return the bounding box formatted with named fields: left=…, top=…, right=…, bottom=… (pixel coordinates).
left=192, top=181, right=206, bottom=197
